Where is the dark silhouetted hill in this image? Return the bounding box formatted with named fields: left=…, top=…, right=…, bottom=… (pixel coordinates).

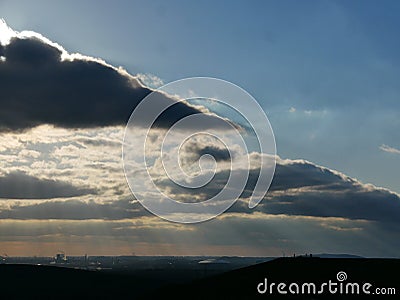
left=150, top=257, right=400, bottom=299
left=1, top=258, right=399, bottom=299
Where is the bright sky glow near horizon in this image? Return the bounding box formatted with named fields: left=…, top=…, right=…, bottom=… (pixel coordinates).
left=0, top=1, right=399, bottom=257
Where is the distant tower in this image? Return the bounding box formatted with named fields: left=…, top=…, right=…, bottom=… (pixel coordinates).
left=55, top=251, right=67, bottom=264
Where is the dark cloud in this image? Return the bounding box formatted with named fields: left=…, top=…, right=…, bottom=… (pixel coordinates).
left=269, top=161, right=356, bottom=191
left=156, top=160, right=351, bottom=202
left=195, top=145, right=231, bottom=161
left=229, top=160, right=400, bottom=224
left=0, top=172, right=95, bottom=199
left=0, top=199, right=144, bottom=220
left=257, top=188, right=400, bottom=223
left=0, top=36, right=205, bottom=131
left=153, top=158, right=400, bottom=224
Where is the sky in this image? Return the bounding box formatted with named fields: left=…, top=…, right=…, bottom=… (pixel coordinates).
left=0, top=1, right=399, bottom=257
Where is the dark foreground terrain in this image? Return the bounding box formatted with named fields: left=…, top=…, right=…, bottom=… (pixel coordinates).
left=1, top=258, right=398, bottom=299
left=154, top=257, right=400, bottom=299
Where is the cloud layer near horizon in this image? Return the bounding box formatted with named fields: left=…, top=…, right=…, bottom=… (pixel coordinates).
left=0, top=171, right=96, bottom=199
left=1, top=157, right=399, bottom=223
left=1, top=133, right=399, bottom=257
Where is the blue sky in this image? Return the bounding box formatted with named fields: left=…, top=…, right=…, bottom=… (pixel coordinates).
left=2, top=0, right=398, bottom=192
left=0, top=1, right=399, bottom=256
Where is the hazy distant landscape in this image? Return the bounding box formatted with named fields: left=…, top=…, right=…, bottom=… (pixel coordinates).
left=0, top=255, right=271, bottom=298
left=1, top=254, right=272, bottom=274
left=1, top=255, right=398, bottom=299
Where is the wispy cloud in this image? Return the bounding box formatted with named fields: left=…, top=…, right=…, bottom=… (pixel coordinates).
left=136, top=73, right=164, bottom=89
left=380, top=144, right=400, bottom=155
